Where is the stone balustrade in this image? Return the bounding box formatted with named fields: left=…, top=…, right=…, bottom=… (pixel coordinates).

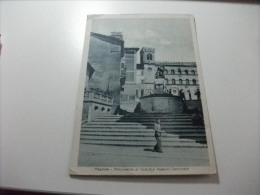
left=84, top=90, right=113, bottom=106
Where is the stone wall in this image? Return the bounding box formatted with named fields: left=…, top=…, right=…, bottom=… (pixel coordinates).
left=140, top=95, right=183, bottom=114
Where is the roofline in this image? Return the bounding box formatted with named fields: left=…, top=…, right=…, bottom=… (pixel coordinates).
left=91, top=32, right=124, bottom=45
left=125, top=48, right=139, bottom=52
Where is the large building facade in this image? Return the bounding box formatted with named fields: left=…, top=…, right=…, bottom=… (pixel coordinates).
left=83, top=31, right=201, bottom=118
left=120, top=47, right=200, bottom=111
left=137, top=47, right=199, bottom=99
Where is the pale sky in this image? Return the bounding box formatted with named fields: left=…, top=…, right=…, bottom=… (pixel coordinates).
left=91, top=17, right=196, bottom=62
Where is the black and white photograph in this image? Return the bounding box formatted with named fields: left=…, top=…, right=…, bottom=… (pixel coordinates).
left=70, top=14, right=216, bottom=175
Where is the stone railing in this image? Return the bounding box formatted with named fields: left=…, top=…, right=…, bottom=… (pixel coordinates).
left=155, top=61, right=196, bottom=66
left=84, top=90, right=113, bottom=105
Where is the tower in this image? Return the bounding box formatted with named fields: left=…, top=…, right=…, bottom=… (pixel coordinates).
left=140, top=47, right=155, bottom=65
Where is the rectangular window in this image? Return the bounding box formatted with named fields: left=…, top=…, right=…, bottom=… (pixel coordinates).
left=120, top=94, right=128, bottom=101
left=126, top=72, right=134, bottom=81
left=129, top=95, right=135, bottom=101
left=125, top=58, right=134, bottom=70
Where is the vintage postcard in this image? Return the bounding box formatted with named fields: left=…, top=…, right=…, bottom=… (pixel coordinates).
left=70, top=14, right=217, bottom=175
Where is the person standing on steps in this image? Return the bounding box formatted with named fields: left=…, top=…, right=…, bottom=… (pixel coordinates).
left=179, top=89, right=186, bottom=100
left=153, top=119, right=165, bottom=153
left=195, top=89, right=201, bottom=100
left=188, top=90, right=192, bottom=100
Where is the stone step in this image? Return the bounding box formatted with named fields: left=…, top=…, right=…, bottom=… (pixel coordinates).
left=81, top=131, right=206, bottom=140
left=82, top=125, right=204, bottom=130
left=120, top=116, right=193, bottom=119
left=179, top=137, right=206, bottom=142
left=81, top=129, right=154, bottom=133
left=166, top=130, right=206, bottom=134
left=80, top=137, right=196, bottom=143
left=80, top=141, right=206, bottom=148
left=80, top=132, right=156, bottom=136
left=81, top=125, right=147, bottom=129
left=87, top=122, right=194, bottom=126
left=80, top=131, right=206, bottom=137
left=80, top=135, right=194, bottom=142
left=139, top=122, right=201, bottom=126
left=81, top=129, right=205, bottom=135
left=94, top=115, right=124, bottom=119
left=116, top=118, right=192, bottom=122
left=92, top=120, right=192, bottom=125
left=93, top=118, right=192, bottom=122
left=81, top=113, right=207, bottom=148
left=82, top=124, right=146, bottom=128
left=82, top=129, right=206, bottom=135
left=88, top=122, right=144, bottom=125
left=126, top=114, right=191, bottom=116
left=81, top=128, right=205, bottom=133
left=159, top=125, right=204, bottom=129
left=177, top=133, right=206, bottom=137
left=92, top=119, right=123, bottom=122
left=81, top=128, right=148, bottom=131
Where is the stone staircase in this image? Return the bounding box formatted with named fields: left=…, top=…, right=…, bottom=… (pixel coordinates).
left=80, top=113, right=207, bottom=148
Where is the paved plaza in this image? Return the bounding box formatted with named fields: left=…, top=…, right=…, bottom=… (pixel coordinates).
left=78, top=144, right=209, bottom=167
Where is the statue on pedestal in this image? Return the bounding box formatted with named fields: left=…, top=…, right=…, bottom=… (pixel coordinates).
left=155, top=65, right=165, bottom=79
left=154, top=65, right=166, bottom=93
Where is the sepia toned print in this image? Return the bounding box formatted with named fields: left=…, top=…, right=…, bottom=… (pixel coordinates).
left=70, top=14, right=216, bottom=175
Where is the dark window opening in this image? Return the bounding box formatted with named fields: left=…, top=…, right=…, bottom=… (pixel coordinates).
left=147, top=54, right=152, bottom=60
left=192, top=79, right=196, bottom=85
left=141, top=89, right=144, bottom=97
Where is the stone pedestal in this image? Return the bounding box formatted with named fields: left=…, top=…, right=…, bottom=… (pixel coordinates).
left=140, top=94, right=184, bottom=114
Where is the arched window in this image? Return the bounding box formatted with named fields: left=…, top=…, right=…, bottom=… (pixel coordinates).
left=191, top=70, right=195, bottom=75
left=186, top=79, right=190, bottom=85
left=147, top=54, right=152, bottom=60
left=147, top=67, right=152, bottom=72
left=171, top=69, right=175, bottom=74
left=192, top=79, right=196, bottom=85
left=165, top=78, right=169, bottom=85
left=164, top=69, right=168, bottom=75
left=94, top=106, right=99, bottom=110
left=185, top=70, right=189, bottom=75
left=178, top=69, right=182, bottom=75
left=107, top=108, right=110, bottom=112
left=172, top=79, right=175, bottom=85
left=179, top=79, right=183, bottom=85
left=101, top=107, right=105, bottom=112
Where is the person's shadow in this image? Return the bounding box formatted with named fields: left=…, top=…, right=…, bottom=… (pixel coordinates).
left=144, top=148, right=155, bottom=152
